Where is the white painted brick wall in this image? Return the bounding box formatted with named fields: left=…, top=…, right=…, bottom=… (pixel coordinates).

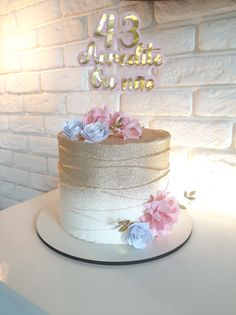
left=0, top=13, right=16, bottom=35
left=13, top=152, right=47, bottom=172
left=183, top=149, right=236, bottom=213
left=64, top=41, right=89, bottom=67
left=16, top=0, right=61, bottom=29
left=0, top=196, right=18, bottom=208
left=150, top=119, right=233, bottom=148
left=61, top=0, right=120, bottom=16
left=0, top=53, right=21, bottom=74
left=234, top=129, right=236, bottom=148
left=48, top=157, right=58, bottom=175
left=121, top=90, right=192, bottom=116
left=191, top=149, right=236, bottom=166
left=195, top=88, right=236, bottom=117
left=0, top=95, right=24, bottom=113
left=29, top=173, right=58, bottom=191
left=157, top=55, right=236, bottom=86
left=16, top=30, right=38, bottom=51
left=0, top=165, right=28, bottom=186
left=0, top=0, right=235, bottom=210
left=0, top=30, right=38, bottom=54
left=0, top=76, right=4, bottom=93
left=0, top=149, right=12, bottom=165
left=0, top=134, right=27, bottom=151
left=44, top=116, right=68, bottom=136
left=13, top=185, right=42, bottom=202
left=0, top=183, right=42, bottom=203
left=199, top=17, right=236, bottom=51
left=9, top=115, right=44, bottom=134
left=0, top=181, right=15, bottom=198
left=23, top=94, right=66, bottom=113
left=41, top=68, right=88, bottom=91
left=154, top=0, right=236, bottom=24
left=5, top=73, right=40, bottom=93
left=0, top=116, right=8, bottom=130
left=66, top=92, right=120, bottom=114
left=38, top=17, right=87, bottom=47
left=28, top=136, right=58, bottom=156
left=143, top=25, right=195, bottom=55
left=21, top=48, right=64, bottom=71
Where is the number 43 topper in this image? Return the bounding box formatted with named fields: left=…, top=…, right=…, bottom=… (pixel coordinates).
left=78, top=12, right=163, bottom=92
left=95, top=12, right=140, bottom=49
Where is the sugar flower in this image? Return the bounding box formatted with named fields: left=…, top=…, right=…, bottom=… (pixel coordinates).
left=140, top=191, right=180, bottom=237
left=63, top=119, right=83, bottom=139
left=125, top=223, right=153, bottom=249
left=81, top=121, right=110, bottom=143
left=83, top=106, right=111, bottom=125
left=110, top=111, right=142, bottom=139
left=62, top=107, right=142, bottom=142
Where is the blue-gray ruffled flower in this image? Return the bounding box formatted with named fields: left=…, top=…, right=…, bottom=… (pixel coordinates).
left=63, top=119, right=83, bottom=139
left=81, top=121, right=110, bottom=143
left=126, top=223, right=153, bottom=249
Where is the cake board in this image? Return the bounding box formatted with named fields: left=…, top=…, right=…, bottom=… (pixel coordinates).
left=36, top=200, right=192, bottom=265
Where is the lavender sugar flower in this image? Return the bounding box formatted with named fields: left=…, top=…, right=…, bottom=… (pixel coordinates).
left=81, top=121, right=110, bottom=143
left=126, top=223, right=153, bottom=249
left=63, top=119, right=83, bottom=139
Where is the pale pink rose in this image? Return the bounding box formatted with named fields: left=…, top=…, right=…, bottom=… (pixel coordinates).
left=122, top=119, right=142, bottom=139
left=83, top=106, right=111, bottom=125
left=110, top=111, right=142, bottom=139
left=140, top=191, right=180, bottom=237
left=109, top=111, right=127, bottom=128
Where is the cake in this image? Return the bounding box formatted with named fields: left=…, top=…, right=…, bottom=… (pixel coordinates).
left=58, top=107, right=180, bottom=249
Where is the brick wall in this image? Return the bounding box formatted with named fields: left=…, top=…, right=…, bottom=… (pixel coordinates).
left=0, top=0, right=235, bottom=213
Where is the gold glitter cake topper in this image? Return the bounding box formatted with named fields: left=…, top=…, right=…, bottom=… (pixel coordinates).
left=78, top=12, right=163, bottom=92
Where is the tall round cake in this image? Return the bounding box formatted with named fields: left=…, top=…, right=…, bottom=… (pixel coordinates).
left=58, top=128, right=170, bottom=245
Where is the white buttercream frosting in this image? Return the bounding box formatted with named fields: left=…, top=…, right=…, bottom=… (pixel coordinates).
left=58, top=129, right=170, bottom=244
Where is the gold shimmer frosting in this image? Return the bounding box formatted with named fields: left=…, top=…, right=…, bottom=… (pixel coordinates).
left=58, top=129, right=170, bottom=244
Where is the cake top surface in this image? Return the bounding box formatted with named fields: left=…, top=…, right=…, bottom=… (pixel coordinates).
left=58, top=128, right=170, bottom=146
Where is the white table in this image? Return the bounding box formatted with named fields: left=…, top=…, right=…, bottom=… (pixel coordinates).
left=0, top=189, right=236, bottom=315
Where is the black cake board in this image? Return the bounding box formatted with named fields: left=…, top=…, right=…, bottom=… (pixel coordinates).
left=36, top=202, right=192, bottom=266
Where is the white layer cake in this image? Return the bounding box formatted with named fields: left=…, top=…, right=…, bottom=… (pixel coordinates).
left=58, top=129, right=170, bottom=244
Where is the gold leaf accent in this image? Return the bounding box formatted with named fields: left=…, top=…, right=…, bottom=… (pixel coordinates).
left=119, top=225, right=129, bottom=232
left=122, top=220, right=131, bottom=226
left=179, top=204, right=187, bottom=210
left=189, top=191, right=196, bottom=196
left=187, top=196, right=196, bottom=201
left=117, top=219, right=133, bottom=232
left=118, top=220, right=125, bottom=225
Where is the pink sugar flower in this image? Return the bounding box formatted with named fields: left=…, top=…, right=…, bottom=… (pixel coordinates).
left=140, top=191, right=180, bottom=237
left=110, top=111, right=142, bottom=140
left=82, top=106, right=111, bottom=125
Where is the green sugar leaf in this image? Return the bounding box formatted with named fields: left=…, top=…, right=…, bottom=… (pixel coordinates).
left=188, top=196, right=196, bottom=201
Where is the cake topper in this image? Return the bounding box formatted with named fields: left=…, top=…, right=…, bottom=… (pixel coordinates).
left=78, top=12, right=163, bottom=92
